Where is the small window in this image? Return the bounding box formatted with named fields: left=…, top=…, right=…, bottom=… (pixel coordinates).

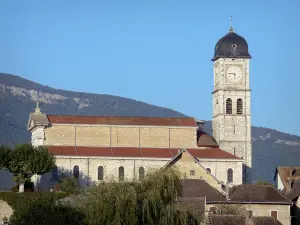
left=73, top=165, right=79, bottom=178
left=119, top=166, right=125, bottom=182
left=98, top=166, right=104, bottom=181
left=271, top=210, right=278, bottom=219
left=227, top=168, right=233, bottom=183
left=226, top=98, right=232, bottom=114
left=237, top=99, right=243, bottom=114
left=206, top=168, right=211, bottom=173
left=232, top=44, right=237, bottom=48
left=139, top=167, right=145, bottom=181
left=190, top=170, right=195, bottom=176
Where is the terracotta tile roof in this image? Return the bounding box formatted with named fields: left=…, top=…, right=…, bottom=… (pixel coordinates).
left=141, top=148, right=175, bottom=158
left=187, top=148, right=240, bottom=160
left=229, top=184, right=292, bottom=204
left=48, top=146, right=76, bottom=155
left=46, top=146, right=239, bottom=160
left=180, top=179, right=226, bottom=202
left=47, top=115, right=197, bottom=127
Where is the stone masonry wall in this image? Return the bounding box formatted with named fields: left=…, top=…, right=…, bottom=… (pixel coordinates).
left=55, top=157, right=169, bottom=184
left=170, top=151, right=224, bottom=193
left=44, top=125, right=197, bottom=148
left=199, top=160, right=243, bottom=185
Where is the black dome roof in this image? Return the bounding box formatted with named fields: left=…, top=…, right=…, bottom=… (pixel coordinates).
left=212, top=30, right=251, bottom=61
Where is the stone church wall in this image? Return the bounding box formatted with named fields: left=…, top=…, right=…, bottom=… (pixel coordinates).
left=44, top=125, right=197, bottom=148
left=54, top=156, right=169, bottom=184
left=199, top=160, right=243, bottom=185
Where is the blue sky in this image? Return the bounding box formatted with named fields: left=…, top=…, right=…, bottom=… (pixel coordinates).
left=0, top=0, right=299, bottom=135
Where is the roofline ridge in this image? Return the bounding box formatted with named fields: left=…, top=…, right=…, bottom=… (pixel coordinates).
left=47, top=114, right=195, bottom=120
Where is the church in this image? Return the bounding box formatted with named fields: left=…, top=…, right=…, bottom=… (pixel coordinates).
left=27, top=25, right=252, bottom=191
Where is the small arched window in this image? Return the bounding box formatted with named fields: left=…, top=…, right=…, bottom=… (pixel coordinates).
left=119, top=166, right=125, bottom=182
left=139, top=167, right=145, bottom=181
left=98, top=166, right=104, bottom=181
left=52, top=166, right=58, bottom=180
left=226, top=98, right=232, bottom=114
left=73, top=165, right=79, bottom=178
left=227, top=168, right=233, bottom=183
left=237, top=99, right=243, bottom=114
left=206, top=168, right=211, bottom=173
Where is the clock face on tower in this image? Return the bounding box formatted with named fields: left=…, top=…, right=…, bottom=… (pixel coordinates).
left=226, top=66, right=242, bottom=83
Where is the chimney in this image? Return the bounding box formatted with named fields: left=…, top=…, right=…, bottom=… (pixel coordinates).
left=226, top=182, right=230, bottom=201
left=195, top=118, right=205, bottom=130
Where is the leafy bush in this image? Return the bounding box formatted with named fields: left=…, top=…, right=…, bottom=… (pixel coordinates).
left=9, top=200, right=85, bottom=225
left=0, top=192, right=68, bottom=216
left=214, top=204, right=247, bottom=217
left=56, top=175, right=81, bottom=194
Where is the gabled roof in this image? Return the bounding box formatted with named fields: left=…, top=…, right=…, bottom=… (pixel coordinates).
left=180, top=179, right=226, bottom=203
left=47, top=146, right=241, bottom=160
left=47, top=115, right=198, bottom=127
left=164, top=149, right=226, bottom=188
left=229, top=184, right=292, bottom=205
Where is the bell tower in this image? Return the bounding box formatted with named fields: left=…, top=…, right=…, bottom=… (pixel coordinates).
left=211, top=21, right=252, bottom=184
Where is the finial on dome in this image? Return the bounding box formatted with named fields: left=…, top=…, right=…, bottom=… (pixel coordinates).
left=35, top=100, right=41, bottom=113
left=229, top=16, right=234, bottom=32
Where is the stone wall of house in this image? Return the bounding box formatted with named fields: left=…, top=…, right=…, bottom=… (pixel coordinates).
left=44, top=125, right=197, bottom=148
left=207, top=203, right=290, bottom=225
left=0, top=200, right=13, bottom=222
left=199, top=159, right=243, bottom=185
left=169, top=151, right=225, bottom=193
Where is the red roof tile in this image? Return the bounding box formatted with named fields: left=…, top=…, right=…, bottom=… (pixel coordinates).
left=113, top=147, right=143, bottom=157
left=48, top=146, right=77, bottom=156
left=46, top=146, right=240, bottom=160
left=187, top=148, right=240, bottom=160
left=76, top=147, right=114, bottom=157
left=141, top=148, right=175, bottom=158
left=47, top=115, right=197, bottom=127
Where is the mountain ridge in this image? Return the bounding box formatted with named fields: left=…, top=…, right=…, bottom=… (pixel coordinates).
left=1, top=73, right=300, bottom=185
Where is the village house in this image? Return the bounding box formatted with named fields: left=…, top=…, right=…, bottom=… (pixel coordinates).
left=275, top=166, right=300, bottom=225
left=178, top=178, right=291, bottom=225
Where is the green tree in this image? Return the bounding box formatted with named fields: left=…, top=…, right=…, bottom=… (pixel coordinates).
left=7, top=144, right=56, bottom=193
left=0, top=145, right=12, bottom=169
left=73, top=168, right=203, bottom=225
left=256, top=180, right=274, bottom=186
